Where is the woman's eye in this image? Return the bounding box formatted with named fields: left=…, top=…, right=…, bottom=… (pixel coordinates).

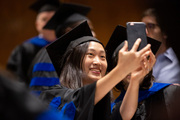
left=87, top=53, right=93, bottom=56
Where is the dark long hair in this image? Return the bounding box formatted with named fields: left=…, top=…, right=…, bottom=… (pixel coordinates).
left=60, top=42, right=89, bottom=89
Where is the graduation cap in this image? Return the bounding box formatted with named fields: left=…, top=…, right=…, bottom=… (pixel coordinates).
left=105, top=25, right=161, bottom=72
left=105, top=25, right=126, bottom=72
left=43, top=3, right=91, bottom=31
left=46, top=21, right=102, bottom=76
left=29, top=0, right=61, bottom=13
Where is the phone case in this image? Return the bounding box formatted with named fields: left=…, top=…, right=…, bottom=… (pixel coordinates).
left=126, top=22, right=147, bottom=51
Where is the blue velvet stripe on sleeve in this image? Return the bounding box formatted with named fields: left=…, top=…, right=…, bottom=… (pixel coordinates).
left=30, top=63, right=59, bottom=87
left=33, top=63, right=56, bottom=72
left=29, top=77, right=60, bottom=87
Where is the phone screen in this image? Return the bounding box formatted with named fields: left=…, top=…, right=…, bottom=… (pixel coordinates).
left=126, top=22, right=147, bottom=51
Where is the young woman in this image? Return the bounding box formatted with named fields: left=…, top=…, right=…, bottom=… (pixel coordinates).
left=39, top=21, right=152, bottom=120
left=108, top=40, right=156, bottom=120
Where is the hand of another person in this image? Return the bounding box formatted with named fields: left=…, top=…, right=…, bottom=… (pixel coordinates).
left=130, top=49, right=156, bottom=84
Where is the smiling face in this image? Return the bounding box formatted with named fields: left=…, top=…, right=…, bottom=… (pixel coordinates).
left=82, top=41, right=107, bottom=85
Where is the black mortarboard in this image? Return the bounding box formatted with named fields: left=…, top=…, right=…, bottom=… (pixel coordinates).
left=105, top=25, right=126, bottom=72
left=46, top=21, right=102, bottom=76
left=29, top=0, right=61, bottom=13
left=105, top=25, right=161, bottom=72
left=146, top=36, right=161, bottom=55
left=43, top=3, right=91, bottom=30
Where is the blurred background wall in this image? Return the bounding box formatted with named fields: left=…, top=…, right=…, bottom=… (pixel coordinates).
left=0, top=0, right=147, bottom=68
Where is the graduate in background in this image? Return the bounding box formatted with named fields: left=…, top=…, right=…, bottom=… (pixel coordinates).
left=39, top=21, right=152, bottom=120
left=142, top=8, right=180, bottom=84
left=6, top=0, right=61, bottom=85
left=28, top=3, right=94, bottom=95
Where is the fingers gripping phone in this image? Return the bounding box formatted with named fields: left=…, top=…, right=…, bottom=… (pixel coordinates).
left=126, top=22, right=147, bottom=51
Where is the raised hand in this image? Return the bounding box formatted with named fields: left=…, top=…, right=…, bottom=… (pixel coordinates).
left=117, top=38, right=151, bottom=75
left=130, top=49, right=156, bottom=84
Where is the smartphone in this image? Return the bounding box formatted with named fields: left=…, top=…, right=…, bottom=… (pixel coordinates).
left=126, top=22, right=147, bottom=51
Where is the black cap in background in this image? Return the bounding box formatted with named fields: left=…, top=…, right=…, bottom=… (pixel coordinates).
left=105, top=25, right=126, bottom=72
left=43, top=3, right=91, bottom=30
left=29, top=0, right=61, bottom=13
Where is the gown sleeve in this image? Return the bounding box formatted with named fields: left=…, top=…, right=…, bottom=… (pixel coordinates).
left=39, top=82, right=111, bottom=120
left=162, top=85, right=180, bottom=120
left=28, top=48, right=59, bottom=95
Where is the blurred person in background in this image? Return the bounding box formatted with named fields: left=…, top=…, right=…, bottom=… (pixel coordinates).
left=0, top=67, right=77, bottom=120
left=141, top=7, right=180, bottom=84
left=6, top=0, right=61, bottom=85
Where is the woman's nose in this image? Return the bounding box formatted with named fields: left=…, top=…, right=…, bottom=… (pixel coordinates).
left=93, top=57, right=101, bottom=65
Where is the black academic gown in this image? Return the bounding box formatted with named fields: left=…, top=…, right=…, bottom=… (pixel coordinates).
left=112, top=85, right=180, bottom=120
left=7, top=36, right=50, bottom=85
left=7, top=43, right=41, bottom=84
left=39, top=82, right=112, bottom=120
